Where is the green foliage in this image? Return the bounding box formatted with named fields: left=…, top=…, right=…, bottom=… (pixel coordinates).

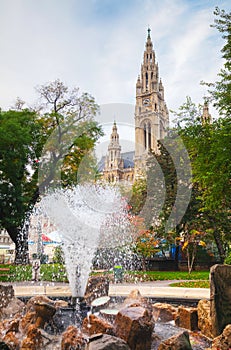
left=0, top=80, right=103, bottom=263
left=171, top=96, right=202, bottom=128
left=170, top=280, right=210, bottom=288
left=40, top=263, right=68, bottom=282
left=203, top=7, right=231, bottom=116
left=129, top=177, right=147, bottom=215
left=224, top=251, right=231, bottom=265
left=53, top=246, right=65, bottom=264
left=181, top=118, right=231, bottom=211
left=127, top=270, right=209, bottom=281
left=134, top=230, right=160, bottom=258
left=0, top=109, right=42, bottom=236
left=0, top=263, right=68, bottom=282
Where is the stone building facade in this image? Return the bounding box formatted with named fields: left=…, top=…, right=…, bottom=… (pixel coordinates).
left=134, top=28, right=169, bottom=176
left=99, top=28, right=169, bottom=182
left=99, top=122, right=134, bottom=183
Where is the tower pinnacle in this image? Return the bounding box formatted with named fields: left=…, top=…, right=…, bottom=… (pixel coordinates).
left=147, top=27, right=151, bottom=39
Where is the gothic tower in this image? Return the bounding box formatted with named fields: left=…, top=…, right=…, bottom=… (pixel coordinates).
left=135, top=28, right=169, bottom=175
left=102, top=121, right=134, bottom=183
left=201, top=100, right=212, bottom=125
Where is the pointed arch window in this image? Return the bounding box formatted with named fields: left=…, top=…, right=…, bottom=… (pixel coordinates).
left=146, top=72, right=148, bottom=90
left=148, top=122, right=151, bottom=150
left=144, top=123, right=147, bottom=149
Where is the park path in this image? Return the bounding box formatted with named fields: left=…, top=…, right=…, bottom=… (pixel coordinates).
left=1, top=280, right=209, bottom=300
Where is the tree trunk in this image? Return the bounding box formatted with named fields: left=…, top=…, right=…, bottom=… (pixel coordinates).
left=213, top=229, right=225, bottom=263
left=7, top=225, right=30, bottom=265
left=15, top=237, right=29, bottom=264
left=141, top=257, right=146, bottom=271
left=174, top=243, right=179, bottom=271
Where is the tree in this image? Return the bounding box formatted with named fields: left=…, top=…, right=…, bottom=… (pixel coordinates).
left=180, top=117, right=231, bottom=262
left=0, top=80, right=103, bottom=263
left=203, top=7, right=231, bottom=116
left=181, top=229, right=207, bottom=274
left=171, top=96, right=202, bottom=128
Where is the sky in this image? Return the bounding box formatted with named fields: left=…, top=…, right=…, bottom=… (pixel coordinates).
left=0, top=0, right=229, bottom=141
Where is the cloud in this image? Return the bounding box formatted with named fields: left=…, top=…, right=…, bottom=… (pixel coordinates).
left=0, top=0, right=229, bottom=122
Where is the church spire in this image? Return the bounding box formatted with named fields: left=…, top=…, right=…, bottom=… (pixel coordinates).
left=147, top=27, right=151, bottom=39
left=201, top=100, right=212, bottom=124
left=134, top=28, right=169, bottom=176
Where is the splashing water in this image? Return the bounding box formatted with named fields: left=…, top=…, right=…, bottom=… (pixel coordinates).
left=40, top=184, right=132, bottom=297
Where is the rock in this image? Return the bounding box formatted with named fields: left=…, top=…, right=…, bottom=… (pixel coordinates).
left=0, top=342, right=11, bottom=350
left=3, top=331, right=20, bottom=349
left=21, top=324, right=43, bottom=350
left=26, top=296, right=54, bottom=312
left=53, top=300, right=69, bottom=308
left=0, top=285, right=14, bottom=309
left=6, top=319, right=20, bottom=333
left=100, top=309, right=119, bottom=323
left=91, top=296, right=110, bottom=313
left=33, top=302, right=56, bottom=328
left=84, top=276, right=110, bottom=305
left=210, top=264, right=231, bottom=337
left=175, top=306, right=198, bottom=331
left=153, top=303, right=177, bottom=322
left=122, top=289, right=153, bottom=314
left=82, top=313, right=114, bottom=336
left=158, top=331, right=192, bottom=350
left=210, top=324, right=231, bottom=350
left=114, top=305, right=154, bottom=350
left=86, top=333, right=131, bottom=350
left=197, top=299, right=213, bottom=338
left=61, top=325, right=86, bottom=350
left=20, top=311, right=36, bottom=332
left=0, top=298, right=25, bottom=320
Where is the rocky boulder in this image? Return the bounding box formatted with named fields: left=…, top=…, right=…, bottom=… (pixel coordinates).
left=26, top=296, right=54, bottom=312
left=85, top=276, right=110, bottom=305
left=0, top=297, right=25, bottom=321
left=86, top=333, right=131, bottom=350
left=114, top=305, right=154, bottom=350
left=210, top=324, right=231, bottom=350
left=20, top=324, right=43, bottom=350
left=158, top=331, right=192, bottom=350
left=61, top=325, right=87, bottom=350
left=153, top=302, right=177, bottom=322
left=197, top=299, right=213, bottom=338
left=0, top=285, right=14, bottom=309
left=82, top=313, right=114, bottom=336
left=175, top=306, right=198, bottom=331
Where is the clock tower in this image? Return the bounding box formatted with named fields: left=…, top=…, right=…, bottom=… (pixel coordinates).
left=135, top=28, right=169, bottom=175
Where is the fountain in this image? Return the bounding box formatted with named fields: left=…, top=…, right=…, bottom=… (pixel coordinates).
left=0, top=184, right=214, bottom=349
left=40, top=183, right=133, bottom=320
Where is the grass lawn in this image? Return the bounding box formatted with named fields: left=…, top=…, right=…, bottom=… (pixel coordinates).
left=170, top=280, right=210, bottom=288
left=0, top=263, right=68, bottom=283
left=125, top=270, right=209, bottom=282
left=0, top=264, right=210, bottom=288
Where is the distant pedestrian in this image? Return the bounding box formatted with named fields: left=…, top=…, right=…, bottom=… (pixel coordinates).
left=32, top=255, right=41, bottom=281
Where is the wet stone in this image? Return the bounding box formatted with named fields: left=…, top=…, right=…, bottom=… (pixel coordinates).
left=197, top=299, right=213, bottom=339
left=153, top=302, right=177, bottom=322
left=82, top=313, right=114, bottom=336
left=210, top=264, right=231, bottom=337
left=157, top=330, right=193, bottom=350
left=0, top=298, right=25, bottom=321
left=175, top=306, right=198, bottom=331
left=210, top=324, right=231, bottom=350
left=86, top=333, right=131, bottom=350
left=114, top=305, right=154, bottom=350
left=85, top=276, right=110, bottom=306
left=0, top=285, right=14, bottom=309
left=61, top=325, right=87, bottom=350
